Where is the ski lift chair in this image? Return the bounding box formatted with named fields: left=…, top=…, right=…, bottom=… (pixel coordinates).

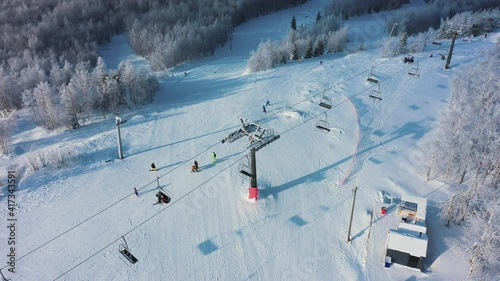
left=408, top=62, right=420, bottom=77
left=368, top=84, right=382, bottom=101
left=366, top=67, right=379, bottom=84
left=156, top=190, right=171, bottom=204
left=319, top=90, right=332, bottom=109
left=239, top=163, right=252, bottom=178
left=119, top=236, right=138, bottom=264
left=316, top=112, right=331, bottom=132
left=0, top=269, right=12, bottom=281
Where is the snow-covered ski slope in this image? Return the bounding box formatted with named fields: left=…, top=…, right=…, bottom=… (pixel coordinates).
left=1, top=0, right=498, bottom=280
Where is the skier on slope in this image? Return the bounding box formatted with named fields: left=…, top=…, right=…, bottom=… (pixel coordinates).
left=262, top=105, right=266, bottom=113
left=194, top=160, right=199, bottom=170
left=212, top=152, right=217, bottom=163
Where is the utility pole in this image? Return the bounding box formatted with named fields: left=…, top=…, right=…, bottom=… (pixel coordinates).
left=222, top=117, right=280, bottom=200
left=115, top=116, right=127, bottom=159
left=388, top=23, right=398, bottom=38
left=249, top=148, right=258, bottom=198
left=346, top=186, right=358, bottom=243
left=445, top=23, right=465, bottom=70
left=444, top=31, right=457, bottom=70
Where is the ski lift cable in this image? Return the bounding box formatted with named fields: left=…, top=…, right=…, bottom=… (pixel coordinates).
left=0, top=141, right=220, bottom=273
left=262, top=34, right=445, bottom=121
left=280, top=54, right=433, bottom=136
left=51, top=153, right=247, bottom=281
left=51, top=49, right=438, bottom=281
left=2, top=36, right=447, bottom=276
left=51, top=39, right=446, bottom=279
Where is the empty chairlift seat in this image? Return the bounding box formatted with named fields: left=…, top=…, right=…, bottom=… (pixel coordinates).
left=316, top=112, right=331, bottom=132
left=319, top=91, right=332, bottom=109
left=367, top=67, right=379, bottom=83
left=368, top=84, right=382, bottom=101
left=119, top=236, right=138, bottom=264
left=408, top=62, right=420, bottom=77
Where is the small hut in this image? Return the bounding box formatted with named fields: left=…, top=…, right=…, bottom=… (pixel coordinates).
left=385, top=195, right=428, bottom=270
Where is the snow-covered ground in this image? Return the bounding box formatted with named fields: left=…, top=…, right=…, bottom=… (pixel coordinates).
left=1, top=0, right=498, bottom=280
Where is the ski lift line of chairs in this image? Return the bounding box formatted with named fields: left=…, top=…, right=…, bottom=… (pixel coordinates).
left=367, top=67, right=379, bottom=84
left=408, top=61, right=420, bottom=77
left=119, top=236, right=138, bottom=264
left=319, top=90, right=332, bottom=109
left=316, top=112, right=331, bottom=132
left=368, top=84, right=382, bottom=101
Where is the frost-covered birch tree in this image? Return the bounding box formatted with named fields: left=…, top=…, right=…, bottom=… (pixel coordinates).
left=422, top=44, right=500, bottom=280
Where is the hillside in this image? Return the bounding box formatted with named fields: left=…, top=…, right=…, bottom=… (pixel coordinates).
left=0, top=0, right=498, bottom=280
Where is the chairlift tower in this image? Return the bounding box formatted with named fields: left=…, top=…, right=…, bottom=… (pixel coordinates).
left=115, top=116, right=127, bottom=159
left=444, top=23, right=465, bottom=70
left=222, top=117, right=280, bottom=200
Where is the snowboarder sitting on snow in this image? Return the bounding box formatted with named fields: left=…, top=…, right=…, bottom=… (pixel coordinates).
left=151, top=162, right=157, bottom=170
left=191, top=165, right=198, bottom=172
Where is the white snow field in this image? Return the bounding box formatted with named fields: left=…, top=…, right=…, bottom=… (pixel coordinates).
left=1, top=0, right=498, bottom=280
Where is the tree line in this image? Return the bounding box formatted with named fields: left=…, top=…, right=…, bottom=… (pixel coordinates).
left=0, top=0, right=309, bottom=136
left=385, top=0, right=498, bottom=37
left=128, top=0, right=309, bottom=70
left=247, top=12, right=348, bottom=72
left=421, top=44, right=499, bottom=280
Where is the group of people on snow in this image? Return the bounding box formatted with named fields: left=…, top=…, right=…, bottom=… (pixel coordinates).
left=403, top=56, right=414, bottom=64
left=263, top=100, right=270, bottom=113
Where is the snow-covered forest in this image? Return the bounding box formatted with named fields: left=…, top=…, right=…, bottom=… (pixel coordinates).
left=421, top=44, right=500, bottom=280
left=247, top=1, right=499, bottom=71
left=0, top=0, right=309, bottom=130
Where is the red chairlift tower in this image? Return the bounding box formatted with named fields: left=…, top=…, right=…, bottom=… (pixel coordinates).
left=222, top=117, right=280, bottom=200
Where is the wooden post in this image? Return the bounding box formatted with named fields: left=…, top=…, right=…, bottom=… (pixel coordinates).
left=444, top=32, right=457, bottom=70
left=347, top=186, right=358, bottom=243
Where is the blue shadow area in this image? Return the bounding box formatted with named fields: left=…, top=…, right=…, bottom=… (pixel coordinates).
left=289, top=215, right=308, bottom=227
left=197, top=240, right=219, bottom=256
left=369, top=157, right=383, bottom=164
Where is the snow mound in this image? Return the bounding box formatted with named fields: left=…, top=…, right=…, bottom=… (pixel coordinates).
left=280, top=109, right=306, bottom=119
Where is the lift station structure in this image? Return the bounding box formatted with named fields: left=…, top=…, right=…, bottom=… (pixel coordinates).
left=222, top=117, right=280, bottom=200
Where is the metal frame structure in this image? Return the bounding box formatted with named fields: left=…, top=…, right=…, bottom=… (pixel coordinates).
left=115, top=116, right=127, bottom=159
left=222, top=118, right=280, bottom=200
